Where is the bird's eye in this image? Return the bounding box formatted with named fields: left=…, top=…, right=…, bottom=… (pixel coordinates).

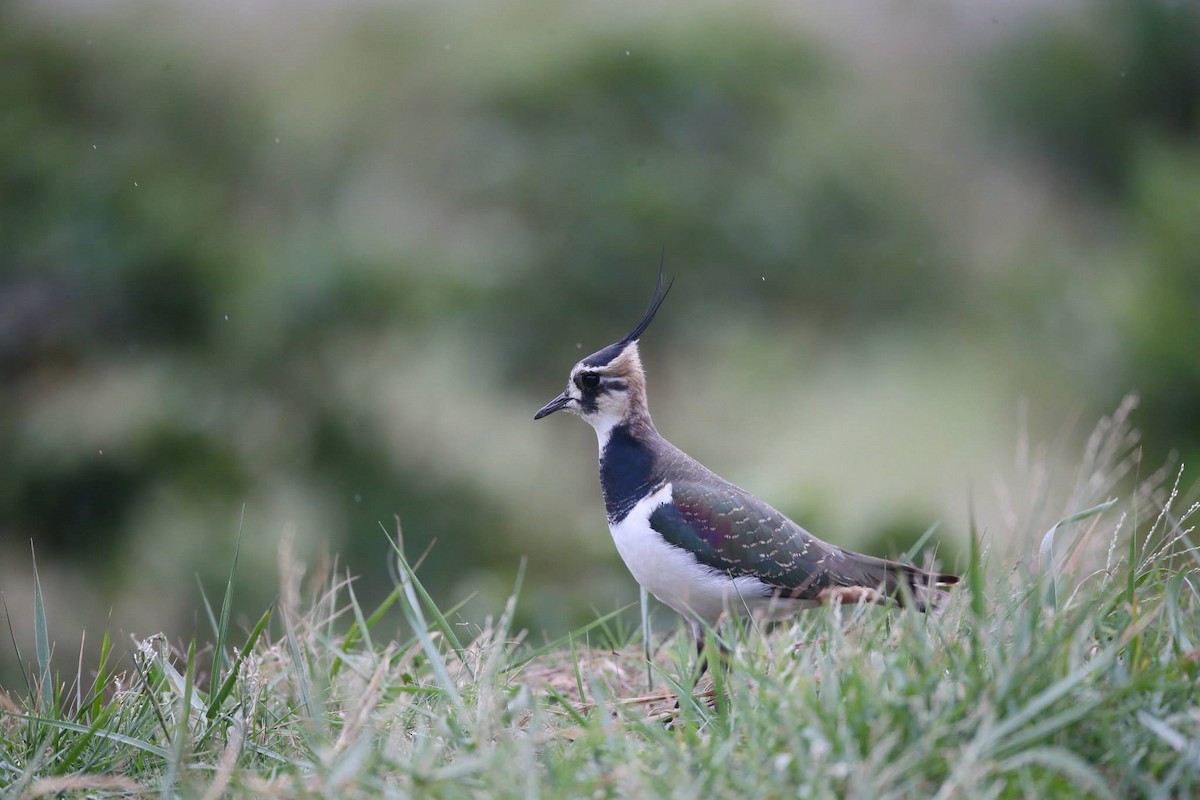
left=578, top=372, right=601, bottom=389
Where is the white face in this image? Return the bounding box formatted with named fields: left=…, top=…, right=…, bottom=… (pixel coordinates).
left=534, top=342, right=645, bottom=441
left=563, top=362, right=633, bottom=434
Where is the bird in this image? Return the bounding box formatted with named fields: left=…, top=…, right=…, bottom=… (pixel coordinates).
left=534, top=265, right=959, bottom=655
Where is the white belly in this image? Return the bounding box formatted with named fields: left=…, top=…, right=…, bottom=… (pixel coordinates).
left=608, top=484, right=777, bottom=625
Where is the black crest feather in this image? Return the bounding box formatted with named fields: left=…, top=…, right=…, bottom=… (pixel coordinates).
left=580, top=255, right=673, bottom=368
left=619, top=252, right=673, bottom=346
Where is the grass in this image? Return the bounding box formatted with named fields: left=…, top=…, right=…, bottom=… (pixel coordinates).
left=2, top=409, right=1199, bottom=798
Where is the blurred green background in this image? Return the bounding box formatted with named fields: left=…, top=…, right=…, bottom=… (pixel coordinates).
left=2, top=0, right=1198, bottom=687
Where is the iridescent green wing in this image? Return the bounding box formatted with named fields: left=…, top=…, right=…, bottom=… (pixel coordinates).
left=648, top=479, right=837, bottom=597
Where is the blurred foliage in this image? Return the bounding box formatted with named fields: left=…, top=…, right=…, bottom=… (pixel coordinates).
left=980, top=0, right=1199, bottom=194
left=450, top=23, right=954, bottom=368
left=1, top=0, right=1198, bottom=684
left=979, top=0, right=1200, bottom=451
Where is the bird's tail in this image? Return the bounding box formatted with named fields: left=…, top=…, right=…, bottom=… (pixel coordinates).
left=829, top=552, right=960, bottom=612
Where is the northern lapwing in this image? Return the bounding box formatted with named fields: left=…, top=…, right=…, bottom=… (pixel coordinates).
left=534, top=266, right=959, bottom=653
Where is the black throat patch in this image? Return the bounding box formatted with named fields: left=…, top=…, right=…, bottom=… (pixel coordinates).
left=598, top=423, right=659, bottom=524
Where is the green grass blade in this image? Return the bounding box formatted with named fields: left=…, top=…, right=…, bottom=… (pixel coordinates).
left=2, top=593, right=32, bottom=699
left=640, top=585, right=653, bottom=693
left=52, top=701, right=120, bottom=774
left=654, top=665, right=708, bottom=726
left=385, top=526, right=471, bottom=671
left=11, top=713, right=171, bottom=759
left=1040, top=498, right=1118, bottom=610
left=993, top=696, right=1102, bottom=756
left=280, top=604, right=320, bottom=728
left=197, top=577, right=219, bottom=644
left=330, top=579, right=386, bottom=681
left=31, top=546, right=54, bottom=715
left=390, top=538, right=466, bottom=716
left=900, top=520, right=942, bottom=563
left=508, top=605, right=637, bottom=672
left=568, top=634, right=586, bottom=705
left=1127, top=463, right=1141, bottom=606
left=211, top=508, right=246, bottom=694
left=1164, top=573, right=1196, bottom=657
left=499, top=558, right=525, bottom=640
left=206, top=606, right=272, bottom=720
left=130, top=642, right=173, bottom=744
left=345, top=586, right=401, bottom=651
left=344, top=577, right=373, bottom=653
left=88, top=628, right=113, bottom=720
left=543, top=684, right=590, bottom=729
left=967, top=497, right=986, bottom=622
left=998, top=747, right=1116, bottom=800
left=167, top=638, right=197, bottom=785
left=1137, top=711, right=1200, bottom=769
left=705, top=629, right=729, bottom=719
left=966, top=499, right=986, bottom=683
left=985, top=652, right=1112, bottom=751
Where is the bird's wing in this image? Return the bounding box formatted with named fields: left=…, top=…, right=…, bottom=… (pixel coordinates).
left=648, top=479, right=843, bottom=598
left=649, top=478, right=957, bottom=607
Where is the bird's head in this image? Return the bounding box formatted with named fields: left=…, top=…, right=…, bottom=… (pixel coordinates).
left=534, top=266, right=672, bottom=438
